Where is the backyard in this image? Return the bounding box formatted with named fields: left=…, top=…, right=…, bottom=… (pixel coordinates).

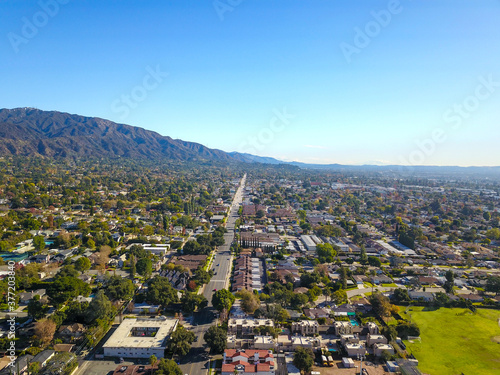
left=400, top=306, right=500, bottom=375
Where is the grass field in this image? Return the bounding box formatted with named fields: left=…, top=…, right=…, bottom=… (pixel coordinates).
left=400, top=306, right=500, bottom=375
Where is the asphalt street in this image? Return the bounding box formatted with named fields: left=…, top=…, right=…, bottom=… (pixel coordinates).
left=179, top=174, right=246, bottom=375
left=74, top=174, right=246, bottom=375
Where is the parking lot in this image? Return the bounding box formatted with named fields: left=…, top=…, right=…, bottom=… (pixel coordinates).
left=75, top=359, right=151, bottom=375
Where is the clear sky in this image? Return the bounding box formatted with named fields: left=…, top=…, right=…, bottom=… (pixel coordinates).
left=2, top=0, right=500, bottom=166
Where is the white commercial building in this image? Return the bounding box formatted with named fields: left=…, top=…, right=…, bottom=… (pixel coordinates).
left=300, top=235, right=317, bottom=252
left=103, top=317, right=178, bottom=359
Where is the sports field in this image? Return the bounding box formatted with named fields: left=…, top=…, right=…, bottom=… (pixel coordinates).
left=400, top=307, right=500, bottom=375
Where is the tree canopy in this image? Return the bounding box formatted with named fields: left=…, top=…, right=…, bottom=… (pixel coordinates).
left=212, top=289, right=235, bottom=312
left=204, top=325, right=227, bottom=353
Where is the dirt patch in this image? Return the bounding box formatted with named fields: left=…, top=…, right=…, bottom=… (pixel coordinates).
left=312, top=361, right=389, bottom=375
left=491, top=336, right=500, bottom=344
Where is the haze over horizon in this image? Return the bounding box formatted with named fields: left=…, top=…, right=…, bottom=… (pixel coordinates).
left=2, top=0, right=500, bottom=167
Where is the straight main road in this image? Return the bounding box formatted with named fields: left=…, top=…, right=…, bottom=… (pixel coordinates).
left=75, top=174, right=246, bottom=375
left=179, top=174, right=246, bottom=375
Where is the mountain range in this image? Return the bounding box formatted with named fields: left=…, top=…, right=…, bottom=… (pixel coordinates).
left=0, top=108, right=499, bottom=177
left=0, top=107, right=237, bottom=161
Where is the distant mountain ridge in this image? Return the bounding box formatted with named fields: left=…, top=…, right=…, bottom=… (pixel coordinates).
left=0, top=107, right=233, bottom=161
left=0, top=108, right=499, bottom=177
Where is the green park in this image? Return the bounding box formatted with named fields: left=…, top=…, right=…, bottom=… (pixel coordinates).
left=400, top=306, right=500, bottom=375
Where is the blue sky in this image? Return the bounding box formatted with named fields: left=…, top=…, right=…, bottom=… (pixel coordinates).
left=2, top=0, right=500, bottom=166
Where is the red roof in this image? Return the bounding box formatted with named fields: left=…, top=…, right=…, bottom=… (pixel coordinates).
left=225, top=349, right=274, bottom=359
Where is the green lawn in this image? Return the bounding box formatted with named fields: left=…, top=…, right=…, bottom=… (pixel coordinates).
left=381, top=282, right=398, bottom=287
left=401, top=307, right=500, bottom=375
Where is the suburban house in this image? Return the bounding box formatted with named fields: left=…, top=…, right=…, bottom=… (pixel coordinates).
left=58, top=323, right=86, bottom=339
left=18, top=289, right=46, bottom=305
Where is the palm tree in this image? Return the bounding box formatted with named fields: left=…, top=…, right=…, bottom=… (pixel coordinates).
left=150, top=354, right=157, bottom=368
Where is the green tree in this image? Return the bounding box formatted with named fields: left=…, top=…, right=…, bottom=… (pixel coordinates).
left=333, top=289, right=348, bottom=305
left=204, top=326, right=227, bottom=353
left=307, top=285, right=322, bottom=302
left=85, top=290, right=115, bottom=324
left=392, top=288, right=410, bottom=303
left=369, top=292, right=392, bottom=318
left=316, top=243, right=337, bottom=263
left=290, top=293, right=309, bottom=310
left=180, top=292, right=207, bottom=314
left=297, top=209, right=307, bottom=221
left=396, top=322, right=420, bottom=339
left=360, top=245, right=368, bottom=264
left=368, top=256, right=382, bottom=267
left=212, top=289, right=235, bottom=312
left=434, top=292, right=450, bottom=306
left=33, top=235, right=46, bottom=252
left=150, top=354, right=158, bottom=367
left=340, top=266, right=348, bottom=289
left=46, top=276, right=91, bottom=307
left=146, top=276, right=179, bottom=307
left=156, top=358, right=182, bottom=375
left=136, top=258, right=153, bottom=277
left=28, top=362, right=41, bottom=375
left=27, top=297, right=49, bottom=320
left=486, top=228, right=500, bottom=240
left=382, top=325, right=397, bottom=342
left=486, top=276, right=500, bottom=294
left=167, top=326, right=196, bottom=356
left=182, top=240, right=201, bottom=255
left=130, top=254, right=136, bottom=278
left=74, top=257, right=91, bottom=273
left=300, top=272, right=321, bottom=288
left=194, top=268, right=213, bottom=285
left=105, top=276, right=135, bottom=301
left=293, top=347, right=314, bottom=374
left=444, top=270, right=454, bottom=294
left=300, top=222, right=311, bottom=233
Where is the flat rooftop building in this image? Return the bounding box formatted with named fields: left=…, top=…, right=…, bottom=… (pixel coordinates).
left=103, top=317, right=178, bottom=359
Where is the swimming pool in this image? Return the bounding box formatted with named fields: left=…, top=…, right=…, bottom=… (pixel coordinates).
left=350, top=319, right=359, bottom=326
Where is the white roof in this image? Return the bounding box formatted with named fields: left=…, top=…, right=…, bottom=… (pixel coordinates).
left=103, top=318, right=178, bottom=350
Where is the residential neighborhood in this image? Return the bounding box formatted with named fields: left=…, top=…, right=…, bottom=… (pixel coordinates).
left=0, top=157, right=499, bottom=375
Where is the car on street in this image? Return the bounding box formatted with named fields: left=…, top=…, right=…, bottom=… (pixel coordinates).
left=213, top=288, right=217, bottom=291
